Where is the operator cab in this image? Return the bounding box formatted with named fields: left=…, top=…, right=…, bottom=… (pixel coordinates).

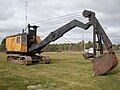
left=6, top=24, right=40, bottom=54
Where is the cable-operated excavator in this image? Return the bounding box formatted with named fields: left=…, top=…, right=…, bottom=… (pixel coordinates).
left=6, top=10, right=118, bottom=76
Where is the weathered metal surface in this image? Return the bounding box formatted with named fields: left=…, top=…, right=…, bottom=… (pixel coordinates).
left=92, top=52, right=118, bottom=76
left=7, top=55, right=51, bottom=65
left=24, top=56, right=32, bottom=65
left=7, top=56, right=32, bottom=65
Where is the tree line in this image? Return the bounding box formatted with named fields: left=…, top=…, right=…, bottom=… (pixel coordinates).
left=43, top=41, right=93, bottom=52
left=43, top=41, right=120, bottom=52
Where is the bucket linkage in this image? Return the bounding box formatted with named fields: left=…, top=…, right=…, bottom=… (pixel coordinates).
left=82, top=10, right=118, bottom=76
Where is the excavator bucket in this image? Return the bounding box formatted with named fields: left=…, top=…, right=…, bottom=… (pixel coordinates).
left=92, top=52, right=118, bottom=76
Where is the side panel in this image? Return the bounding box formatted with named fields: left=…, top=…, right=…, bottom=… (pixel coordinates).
left=6, top=36, right=21, bottom=52
left=6, top=37, right=12, bottom=51
left=21, top=34, right=27, bottom=52
left=12, top=36, right=21, bottom=51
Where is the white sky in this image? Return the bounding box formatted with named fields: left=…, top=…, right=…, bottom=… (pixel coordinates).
left=0, top=0, right=120, bottom=44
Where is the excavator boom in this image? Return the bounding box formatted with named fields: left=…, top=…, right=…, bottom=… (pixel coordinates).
left=29, top=20, right=91, bottom=52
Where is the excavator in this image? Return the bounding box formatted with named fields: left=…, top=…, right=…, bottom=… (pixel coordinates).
left=6, top=10, right=118, bottom=76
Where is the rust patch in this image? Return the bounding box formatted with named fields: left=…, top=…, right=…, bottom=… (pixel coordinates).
left=92, top=52, right=118, bottom=76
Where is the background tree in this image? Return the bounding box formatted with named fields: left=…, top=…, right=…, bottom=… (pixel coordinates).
left=0, top=38, right=6, bottom=50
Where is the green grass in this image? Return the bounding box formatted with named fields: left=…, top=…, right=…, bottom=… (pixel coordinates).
left=0, top=52, right=120, bottom=90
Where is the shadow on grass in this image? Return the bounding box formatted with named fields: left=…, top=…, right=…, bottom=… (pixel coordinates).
left=107, top=69, right=120, bottom=75
left=28, top=58, right=91, bottom=66
left=51, top=59, right=91, bottom=64
left=98, top=69, right=120, bottom=77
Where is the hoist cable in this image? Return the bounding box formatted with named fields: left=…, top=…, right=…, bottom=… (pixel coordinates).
left=31, top=11, right=82, bottom=24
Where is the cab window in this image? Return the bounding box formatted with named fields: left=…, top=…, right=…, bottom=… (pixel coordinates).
left=16, top=37, right=20, bottom=43
left=22, top=34, right=27, bottom=46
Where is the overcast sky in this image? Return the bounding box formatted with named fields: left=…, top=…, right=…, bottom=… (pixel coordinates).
left=0, top=0, right=120, bottom=44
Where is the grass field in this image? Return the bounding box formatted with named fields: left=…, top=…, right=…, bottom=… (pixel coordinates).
left=0, top=52, right=120, bottom=90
